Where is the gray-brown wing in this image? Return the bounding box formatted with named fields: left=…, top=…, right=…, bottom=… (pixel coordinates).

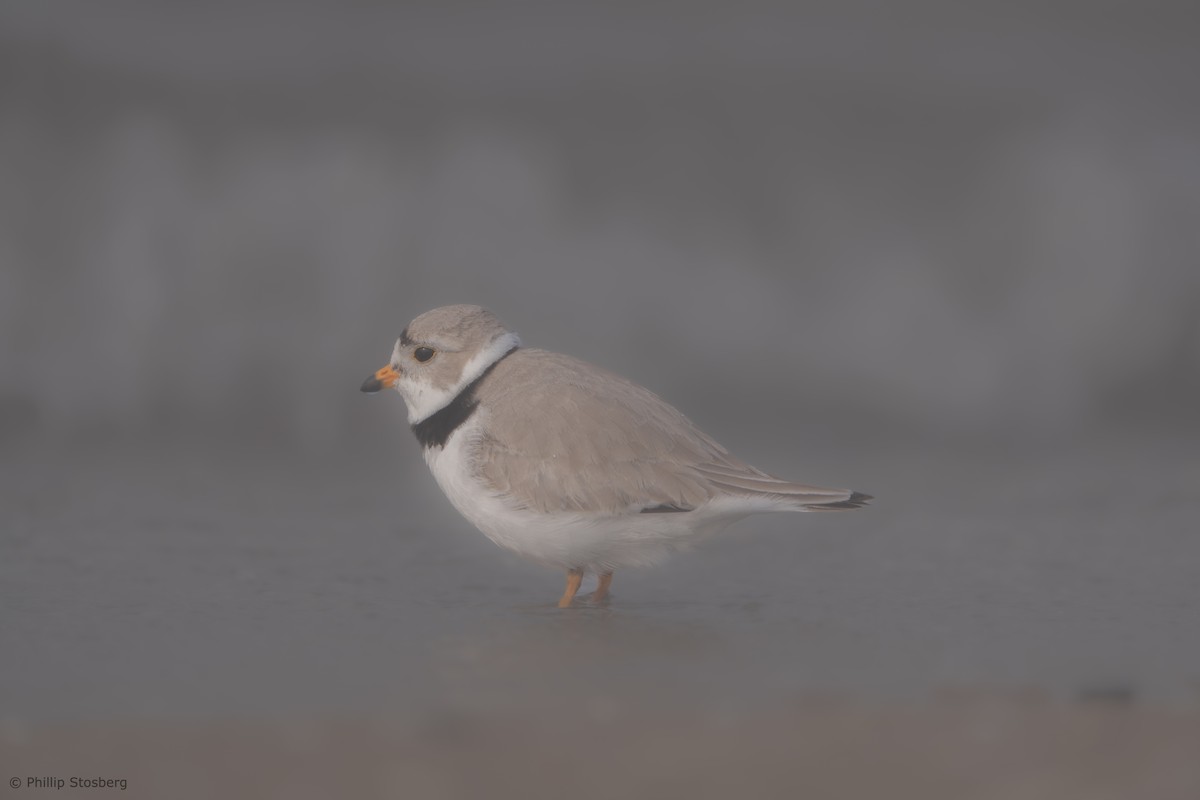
left=472, top=350, right=860, bottom=515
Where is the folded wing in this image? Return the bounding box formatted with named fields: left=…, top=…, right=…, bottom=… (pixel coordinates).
left=473, top=349, right=869, bottom=515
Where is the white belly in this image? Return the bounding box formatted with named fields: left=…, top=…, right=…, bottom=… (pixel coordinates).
left=423, top=417, right=746, bottom=571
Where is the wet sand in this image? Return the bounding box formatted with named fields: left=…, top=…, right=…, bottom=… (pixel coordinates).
left=2, top=430, right=1198, bottom=797
left=4, top=700, right=1200, bottom=800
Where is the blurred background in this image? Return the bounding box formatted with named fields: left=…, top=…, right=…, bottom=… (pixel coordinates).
left=2, top=2, right=1199, bottom=798
left=2, top=1, right=1198, bottom=444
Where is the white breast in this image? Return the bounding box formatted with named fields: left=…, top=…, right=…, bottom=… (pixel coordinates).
left=423, top=414, right=748, bottom=572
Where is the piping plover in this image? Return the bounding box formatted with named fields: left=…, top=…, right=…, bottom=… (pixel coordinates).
left=361, top=305, right=870, bottom=607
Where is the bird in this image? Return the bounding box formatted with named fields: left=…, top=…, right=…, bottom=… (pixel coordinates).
left=361, top=304, right=870, bottom=607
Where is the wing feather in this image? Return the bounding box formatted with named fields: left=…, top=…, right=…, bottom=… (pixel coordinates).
left=472, top=349, right=864, bottom=515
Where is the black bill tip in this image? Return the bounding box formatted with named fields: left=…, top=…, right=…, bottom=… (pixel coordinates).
left=360, top=375, right=383, bottom=393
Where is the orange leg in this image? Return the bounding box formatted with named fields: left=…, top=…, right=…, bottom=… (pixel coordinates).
left=591, top=571, right=614, bottom=603
left=557, top=568, right=584, bottom=608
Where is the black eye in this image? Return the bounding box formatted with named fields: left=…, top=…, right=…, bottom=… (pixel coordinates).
left=413, top=347, right=435, bottom=363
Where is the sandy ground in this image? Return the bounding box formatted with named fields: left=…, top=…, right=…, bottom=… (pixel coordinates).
left=3, top=432, right=1198, bottom=798
left=4, top=699, right=1200, bottom=800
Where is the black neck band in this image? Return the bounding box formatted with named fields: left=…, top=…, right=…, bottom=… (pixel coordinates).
left=410, top=347, right=518, bottom=449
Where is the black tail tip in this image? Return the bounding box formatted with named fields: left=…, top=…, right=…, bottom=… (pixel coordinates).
left=816, top=491, right=873, bottom=510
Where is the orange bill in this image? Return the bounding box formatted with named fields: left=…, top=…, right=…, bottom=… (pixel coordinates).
left=360, top=364, right=399, bottom=393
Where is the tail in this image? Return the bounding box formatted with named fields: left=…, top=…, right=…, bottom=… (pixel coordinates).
left=802, top=490, right=873, bottom=511
left=697, top=463, right=872, bottom=512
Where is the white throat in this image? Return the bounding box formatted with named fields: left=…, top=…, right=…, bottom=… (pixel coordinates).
left=402, top=331, right=521, bottom=424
